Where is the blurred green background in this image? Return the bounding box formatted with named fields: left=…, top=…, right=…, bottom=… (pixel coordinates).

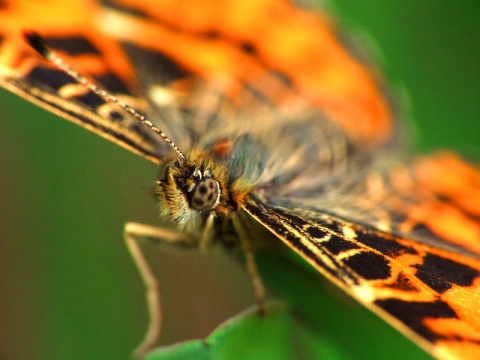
left=0, top=1, right=478, bottom=359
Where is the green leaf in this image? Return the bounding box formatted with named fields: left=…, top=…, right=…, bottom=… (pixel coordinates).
left=146, top=340, right=209, bottom=360
left=146, top=302, right=351, bottom=360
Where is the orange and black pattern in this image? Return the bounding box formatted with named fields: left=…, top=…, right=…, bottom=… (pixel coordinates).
left=245, top=196, right=480, bottom=359
left=0, top=0, right=164, bottom=162
left=1, top=1, right=480, bottom=359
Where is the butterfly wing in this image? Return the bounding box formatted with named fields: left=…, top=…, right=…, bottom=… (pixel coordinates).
left=243, top=152, right=480, bottom=360
left=0, top=0, right=167, bottom=163
left=95, top=0, right=399, bottom=150
left=0, top=0, right=400, bottom=160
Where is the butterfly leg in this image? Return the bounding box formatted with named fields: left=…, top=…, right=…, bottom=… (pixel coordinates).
left=124, top=222, right=196, bottom=359
left=232, top=216, right=267, bottom=316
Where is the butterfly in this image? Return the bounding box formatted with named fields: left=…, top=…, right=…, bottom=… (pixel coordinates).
left=1, top=0, right=479, bottom=359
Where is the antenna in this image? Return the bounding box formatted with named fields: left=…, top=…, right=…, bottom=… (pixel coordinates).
left=23, top=31, right=186, bottom=160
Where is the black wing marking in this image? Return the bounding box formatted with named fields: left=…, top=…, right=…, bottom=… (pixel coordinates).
left=243, top=195, right=480, bottom=360
left=0, top=0, right=169, bottom=163
left=0, top=72, right=164, bottom=163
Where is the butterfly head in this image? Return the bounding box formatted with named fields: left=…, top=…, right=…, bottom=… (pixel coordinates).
left=157, top=151, right=234, bottom=226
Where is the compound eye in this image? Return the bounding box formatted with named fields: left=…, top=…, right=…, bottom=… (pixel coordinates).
left=190, top=177, right=220, bottom=211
